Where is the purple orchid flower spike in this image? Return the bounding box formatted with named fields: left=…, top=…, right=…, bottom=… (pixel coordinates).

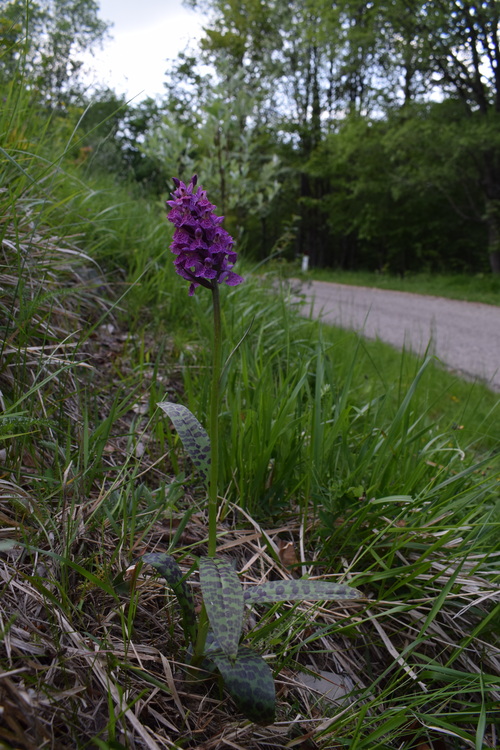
left=166, top=175, right=244, bottom=296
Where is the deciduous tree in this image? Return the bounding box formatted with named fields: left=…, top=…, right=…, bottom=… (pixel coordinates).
left=1, top=0, right=109, bottom=103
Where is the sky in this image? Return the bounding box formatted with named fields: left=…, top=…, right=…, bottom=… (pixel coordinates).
left=82, top=0, right=206, bottom=102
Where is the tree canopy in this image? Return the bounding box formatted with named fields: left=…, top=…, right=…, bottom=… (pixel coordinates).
left=3, top=0, right=500, bottom=273
left=1, top=0, right=109, bottom=101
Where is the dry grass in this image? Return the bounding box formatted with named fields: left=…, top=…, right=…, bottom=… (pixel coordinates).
left=1, top=501, right=499, bottom=749
left=1, top=191, right=111, bottom=420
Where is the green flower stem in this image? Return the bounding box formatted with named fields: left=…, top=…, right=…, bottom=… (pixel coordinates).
left=191, top=601, right=210, bottom=668
left=192, top=284, right=222, bottom=666
left=208, top=283, right=221, bottom=558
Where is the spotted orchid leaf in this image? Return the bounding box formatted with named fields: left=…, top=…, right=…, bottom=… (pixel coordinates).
left=243, top=579, right=362, bottom=605
left=199, top=557, right=243, bottom=662
left=141, top=552, right=197, bottom=646
left=205, top=634, right=275, bottom=725
left=157, top=402, right=210, bottom=483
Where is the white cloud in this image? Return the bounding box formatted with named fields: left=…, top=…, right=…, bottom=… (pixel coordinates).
left=82, top=0, right=204, bottom=101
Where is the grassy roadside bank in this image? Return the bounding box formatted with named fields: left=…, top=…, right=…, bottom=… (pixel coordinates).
left=2, top=221, right=499, bottom=748
left=1, top=87, right=499, bottom=747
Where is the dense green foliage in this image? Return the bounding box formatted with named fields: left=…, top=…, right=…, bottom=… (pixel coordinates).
left=183, top=0, right=500, bottom=274
left=5, top=0, right=500, bottom=275
left=1, top=0, right=108, bottom=100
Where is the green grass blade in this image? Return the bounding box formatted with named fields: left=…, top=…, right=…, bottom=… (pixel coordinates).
left=475, top=673, right=487, bottom=750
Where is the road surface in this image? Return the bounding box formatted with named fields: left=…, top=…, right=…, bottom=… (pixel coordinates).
left=294, top=280, right=500, bottom=392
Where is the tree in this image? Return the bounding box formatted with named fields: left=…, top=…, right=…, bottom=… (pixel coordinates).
left=160, top=0, right=500, bottom=271
left=309, top=103, right=489, bottom=273
left=144, top=71, right=282, bottom=254
left=379, top=0, right=500, bottom=271
left=184, top=0, right=340, bottom=263
left=1, top=0, right=109, bottom=103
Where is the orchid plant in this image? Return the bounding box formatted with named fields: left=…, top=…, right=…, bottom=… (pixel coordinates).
left=132, top=175, right=362, bottom=724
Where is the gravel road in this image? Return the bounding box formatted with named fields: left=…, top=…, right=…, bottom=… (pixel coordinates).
left=295, top=280, right=500, bottom=392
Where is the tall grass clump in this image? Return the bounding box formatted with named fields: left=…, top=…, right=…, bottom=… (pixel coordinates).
left=176, top=274, right=499, bottom=515
left=0, top=71, right=196, bottom=746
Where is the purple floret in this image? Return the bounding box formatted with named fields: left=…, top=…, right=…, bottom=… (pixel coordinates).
left=167, top=175, right=244, bottom=295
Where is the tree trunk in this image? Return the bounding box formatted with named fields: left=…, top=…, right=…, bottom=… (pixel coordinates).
left=485, top=198, right=500, bottom=274
left=490, top=250, right=500, bottom=273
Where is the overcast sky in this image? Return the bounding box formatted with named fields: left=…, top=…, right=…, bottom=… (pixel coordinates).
left=83, top=0, right=205, bottom=101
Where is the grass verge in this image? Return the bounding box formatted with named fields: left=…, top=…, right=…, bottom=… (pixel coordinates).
left=1, top=79, right=499, bottom=749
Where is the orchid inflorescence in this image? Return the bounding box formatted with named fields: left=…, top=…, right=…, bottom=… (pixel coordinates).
left=167, top=175, right=244, bottom=296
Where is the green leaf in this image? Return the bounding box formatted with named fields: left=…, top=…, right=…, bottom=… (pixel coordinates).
left=243, top=579, right=363, bottom=605
left=0, top=540, right=20, bottom=552
left=157, top=402, right=210, bottom=482
left=199, top=557, right=243, bottom=661
left=205, top=636, right=275, bottom=725
left=141, top=552, right=197, bottom=645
